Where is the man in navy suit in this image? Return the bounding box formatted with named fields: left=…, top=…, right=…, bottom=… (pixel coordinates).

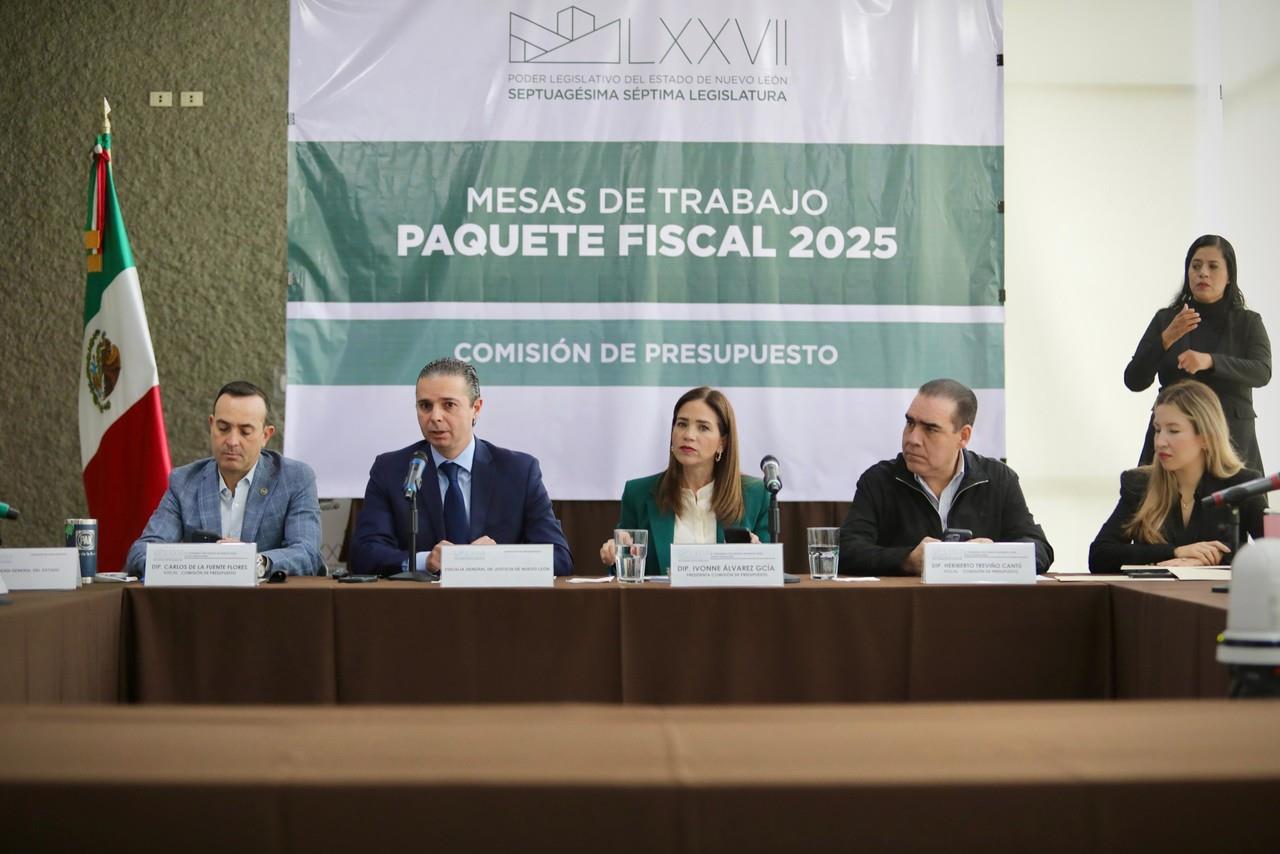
left=349, top=358, right=573, bottom=576
left=125, top=381, right=325, bottom=577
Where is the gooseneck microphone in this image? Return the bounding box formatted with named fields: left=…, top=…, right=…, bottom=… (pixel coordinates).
left=403, top=451, right=429, bottom=499
left=0, top=502, right=19, bottom=521
left=1201, top=472, right=1280, bottom=508
left=760, top=455, right=782, bottom=494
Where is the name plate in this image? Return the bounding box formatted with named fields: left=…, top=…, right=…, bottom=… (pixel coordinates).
left=145, top=543, right=257, bottom=587
left=0, top=548, right=80, bottom=591
left=441, top=544, right=554, bottom=588
left=923, top=541, right=1036, bottom=585
left=669, top=544, right=784, bottom=587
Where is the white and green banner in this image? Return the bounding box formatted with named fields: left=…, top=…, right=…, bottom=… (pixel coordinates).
left=287, top=0, right=1004, bottom=500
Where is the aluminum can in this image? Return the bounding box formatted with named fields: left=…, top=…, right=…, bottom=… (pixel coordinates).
left=64, top=518, right=98, bottom=582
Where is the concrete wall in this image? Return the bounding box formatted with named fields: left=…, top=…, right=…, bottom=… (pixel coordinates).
left=1, top=0, right=288, bottom=548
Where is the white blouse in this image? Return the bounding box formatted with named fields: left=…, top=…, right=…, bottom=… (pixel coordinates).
left=672, top=482, right=717, bottom=544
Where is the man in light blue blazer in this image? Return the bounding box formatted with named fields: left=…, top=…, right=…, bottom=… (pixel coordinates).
left=125, top=381, right=324, bottom=577
left=349, top=358, right=572, bottom=576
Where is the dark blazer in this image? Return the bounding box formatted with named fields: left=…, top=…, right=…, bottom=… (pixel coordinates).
left=1088, top=467, right=1266, bottom=573
left=616, top=473, right=771, bottom=575
left=125, top=450, right=324, bottom=576
left=349, top=438, right=572, bottom=576
left=1124, top=306, right=1271, bottom=472
left=838, top=450, right=1053, bottom=576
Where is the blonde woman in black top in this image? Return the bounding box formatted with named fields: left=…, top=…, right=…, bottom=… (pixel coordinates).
left=1090, top=380, right=1265, bottom=573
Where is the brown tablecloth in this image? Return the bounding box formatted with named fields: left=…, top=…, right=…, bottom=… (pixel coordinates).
left=124, top=584, right=338, bottom=702
left=1108, top=580, right=1232, bottom=698
left=0, top=584, right=122, bottom=702
left=118, top=578, right=1117, bottom=704
left=4, top=701, right=1279, bottom=853
left=0, top=578, right=1235, bottom=705
left=618, top=578, right=1112, bottom=703
left=332, top=585, right=622, bottom=702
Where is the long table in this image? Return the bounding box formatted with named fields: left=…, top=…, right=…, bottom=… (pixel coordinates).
left=5, top=701, right=1279, bottom=853
left=0, top=577, right=1234, bottom=704
left=130, top=577, right=1114, bottom=704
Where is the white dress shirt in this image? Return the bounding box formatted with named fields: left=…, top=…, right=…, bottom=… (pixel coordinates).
left=914, top=452, right=966, bottom=529
left=218, top=459, right=260, bottom=540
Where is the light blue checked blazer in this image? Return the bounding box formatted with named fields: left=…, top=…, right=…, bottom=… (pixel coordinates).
left=125, top=450, right=324, bottom=576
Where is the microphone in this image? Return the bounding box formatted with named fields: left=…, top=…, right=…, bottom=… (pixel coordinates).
left=1202, top=472, right=1280, bottom=508
left=760, top=455, right=782, bottom=494
left=0, top=502, right=19, bottom=521
left=402, top=451, right=429, bottom=499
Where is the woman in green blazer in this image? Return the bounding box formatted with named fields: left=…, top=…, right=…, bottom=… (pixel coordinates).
left=599, top=386, right=771, bottom=576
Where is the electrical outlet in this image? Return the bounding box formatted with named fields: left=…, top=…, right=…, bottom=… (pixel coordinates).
left=149, top=91, right=173, bottom=107
left=179, top=90, right=204, bottom=108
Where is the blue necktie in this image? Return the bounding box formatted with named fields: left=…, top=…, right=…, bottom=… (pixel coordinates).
left=441, top=461, right=468, bottom=544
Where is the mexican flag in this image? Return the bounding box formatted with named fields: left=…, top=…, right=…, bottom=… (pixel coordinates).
left=79, top=108, right=171, bottom=572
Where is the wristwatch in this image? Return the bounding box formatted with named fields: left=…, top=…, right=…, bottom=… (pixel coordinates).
left=255, top=553, right=270, bottom=579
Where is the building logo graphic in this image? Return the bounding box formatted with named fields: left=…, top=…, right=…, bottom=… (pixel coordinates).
left=509, top=6, right=788, bottom=66
left=510, top=7, right=621, bottom=64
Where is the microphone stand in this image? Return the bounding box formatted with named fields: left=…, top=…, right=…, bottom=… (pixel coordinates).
left=1197, top=502, right=1243, bottom=595
left=768, top=491, right=780, bottom=546
left=1223, top=505, right=1241, bottom=558
left=764, top=482, right=798, bottom=583
left=410, top=486, right=421, bottom=575
left=388, top=482, right=435, bottom=582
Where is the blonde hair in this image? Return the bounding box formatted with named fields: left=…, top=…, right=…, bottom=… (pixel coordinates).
left=1125, top=380, right=1243, bottom=543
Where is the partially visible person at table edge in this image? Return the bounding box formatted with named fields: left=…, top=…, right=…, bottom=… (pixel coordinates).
left=599, top=386, right=770, bottom=576
left=1124, top=233, right=1271, bottom=474
left=1089, top=379, right=1265, bottom=573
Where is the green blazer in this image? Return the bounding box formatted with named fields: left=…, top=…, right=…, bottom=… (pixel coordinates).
left=616, top=473, right=772, bottom=575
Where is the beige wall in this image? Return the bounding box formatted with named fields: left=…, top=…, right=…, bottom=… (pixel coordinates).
left=1, top=0, right=287, bottom=548
left=1005, top=0, right=1279, bottom=570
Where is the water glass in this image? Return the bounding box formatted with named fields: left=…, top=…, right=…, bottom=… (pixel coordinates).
left=614, top=529, right=649, bottom=583
left=807, top=527, right=839, bottom=580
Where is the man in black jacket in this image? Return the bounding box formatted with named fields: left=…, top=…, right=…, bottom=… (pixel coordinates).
left=839, top=378, right=1053, bottom=576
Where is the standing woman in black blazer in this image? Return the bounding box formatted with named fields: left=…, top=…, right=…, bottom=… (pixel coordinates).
left=1124, top=234, right=1271, bottom=473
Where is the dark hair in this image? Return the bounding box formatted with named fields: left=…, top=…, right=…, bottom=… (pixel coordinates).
left=656, top=386, right=745, bottom=525
left=212, top=381, right=271, bottom=424
left=917, top=378, right=978, bottom=430
left=1169, top=234, right=1246, bottom=309
left=418, top=357, right=481, bottom=403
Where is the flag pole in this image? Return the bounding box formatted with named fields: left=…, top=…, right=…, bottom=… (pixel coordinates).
left=101, top=97, right=111, bottom=135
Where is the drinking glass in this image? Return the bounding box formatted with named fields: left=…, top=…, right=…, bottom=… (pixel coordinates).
left=807, top=527, right=839, bottom=580
left=614, top=529, right=649, bottom=583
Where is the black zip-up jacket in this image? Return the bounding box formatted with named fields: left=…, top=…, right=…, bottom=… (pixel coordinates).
left=838, top=450, right=1054, bottom=576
